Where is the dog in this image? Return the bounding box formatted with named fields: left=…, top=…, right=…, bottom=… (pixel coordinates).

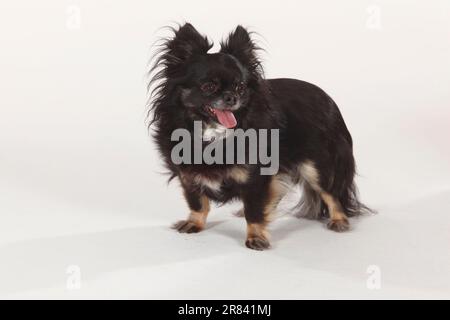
left=148, top=23, right=371, bottom=250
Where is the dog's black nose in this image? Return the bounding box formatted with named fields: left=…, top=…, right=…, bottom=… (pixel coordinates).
left=223, top=92, right=237, bottom=106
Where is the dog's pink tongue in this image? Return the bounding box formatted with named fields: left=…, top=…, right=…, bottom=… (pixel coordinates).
left=214, top=109, right=237, bottom=128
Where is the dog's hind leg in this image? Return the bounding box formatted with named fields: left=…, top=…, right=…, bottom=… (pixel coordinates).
left=299, top=160, right=350, bottom=232
left=319, top=192, right=350, bottom=232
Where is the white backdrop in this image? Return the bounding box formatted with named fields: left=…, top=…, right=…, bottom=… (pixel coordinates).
left=0, top=0, right=449, bottom=299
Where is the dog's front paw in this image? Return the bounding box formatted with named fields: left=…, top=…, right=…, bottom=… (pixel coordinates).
left=245, top=236, right=271, bottom=251
left=172, top=220, right=203, bottom=233
left=327, top=218, right=350, bottom=232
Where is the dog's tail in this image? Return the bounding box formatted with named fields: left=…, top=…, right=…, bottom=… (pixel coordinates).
left=295, top=180, right=373, bottom=220
left=338, top=178, right=374, bottom=218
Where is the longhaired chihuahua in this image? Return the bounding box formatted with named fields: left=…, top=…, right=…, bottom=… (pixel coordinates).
left=148, top=23, right=371, bottom=250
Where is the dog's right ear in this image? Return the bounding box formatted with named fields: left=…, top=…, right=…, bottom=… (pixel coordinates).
left=220, top=26, right=263, bottom=80
left=165, top=23, right=212, bottom=70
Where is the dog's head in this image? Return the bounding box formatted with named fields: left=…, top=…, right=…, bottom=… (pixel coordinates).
left=151, top=23, right=263, bottom=129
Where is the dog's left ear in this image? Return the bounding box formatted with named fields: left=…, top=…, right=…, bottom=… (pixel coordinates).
left=220, top=26, right=262, bottom=77
left=168, top=23, right=212, bottom=62
left=162, top=23, right=212, bottom=75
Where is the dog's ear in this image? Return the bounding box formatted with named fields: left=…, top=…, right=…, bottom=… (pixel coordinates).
left=165, top=23, right=212, bottom=69
left=220, top=26, right=262, bottom=77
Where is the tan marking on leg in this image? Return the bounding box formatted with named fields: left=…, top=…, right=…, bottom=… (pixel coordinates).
left=173, top=194, right=210, bottom=233
left=247, top=223, right=270, bottom=240
left=320, top=192, right=350, bottom=232
left=299, top=160, right=321, bottom=190
left=263, top=174, right=290, bottom=222
left=298, top=160, right=350, bottom=230
left=187, top=195, right=210, bottom=230
left=245, top=175, right=289, bottom=250
left=227, top=167, right=249, bottom=184
left=246, top=223, right=271, bottom=250
left=320, top=192, right=345, bottom=220
left=179, top=171, right=212, bottom=227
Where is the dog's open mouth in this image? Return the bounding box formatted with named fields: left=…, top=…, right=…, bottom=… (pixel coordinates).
left=205, top=106, right=237, bottom=129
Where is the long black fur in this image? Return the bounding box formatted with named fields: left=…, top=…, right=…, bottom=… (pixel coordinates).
left=147, top=23, right=371, bottom=248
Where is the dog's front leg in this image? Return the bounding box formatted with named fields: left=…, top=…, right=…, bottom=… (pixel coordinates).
left=242, top=175, right=283, bottom=250
left=172, top=179, right=210, bottom=234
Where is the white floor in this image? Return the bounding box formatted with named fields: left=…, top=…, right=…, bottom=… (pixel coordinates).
left=1, top=0, right=449, bottom=299
left=1, top=188, right=450, bottom=299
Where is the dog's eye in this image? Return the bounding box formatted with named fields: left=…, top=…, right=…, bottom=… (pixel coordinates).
left=236, top=82, right=246, bottom=94
left=201, top=82, right=217, bottom=94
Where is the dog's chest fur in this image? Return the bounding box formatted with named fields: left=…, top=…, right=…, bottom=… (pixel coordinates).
left=180, top=166, right=249, bottom=201
left=202, top=122, right=230, bottom=142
